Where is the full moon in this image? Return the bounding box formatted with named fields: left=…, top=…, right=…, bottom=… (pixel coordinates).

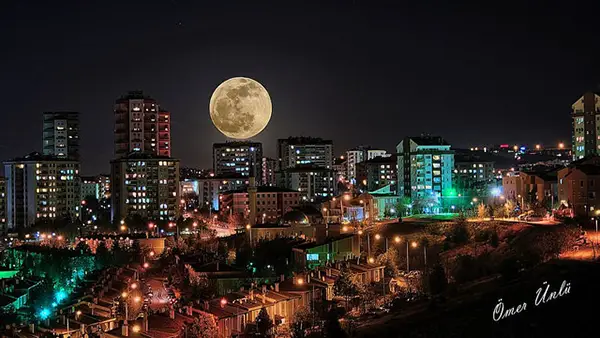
left=209, top=77, right=272, bottom=139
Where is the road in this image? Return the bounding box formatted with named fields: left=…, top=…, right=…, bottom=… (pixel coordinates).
left=147, top=278, right=172, bottom=311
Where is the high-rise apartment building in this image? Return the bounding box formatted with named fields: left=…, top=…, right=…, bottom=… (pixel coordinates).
left=114, top=91, right=171, bottom=158
left=4, top=152, right=80, bottom=229
left=346, top=146, right=388, bottom=181
left=43, top=112, right=80, bottom=160
left=396, top=136, right=454, bottom=201
left=262, top=157, right=277, bottom=186
left=213, top=141, right=262, bottom=178
left=111, top=153, right=180, bottom=222
left=277, top=165, right=337, bottom=201
left=356, top=155, right=397, bottom=193
left=0, top=177, right=5, bottom=232
left=572, top=92, right=600, bottom=160
left=276, top=137, right=333, bottom=171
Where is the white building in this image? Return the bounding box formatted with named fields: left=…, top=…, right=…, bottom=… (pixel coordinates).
left=397, top=136, right=454, bottom=201
left=111, top=154, right=180, bottom=222
left=346, top=146, right=388, bottom=181
left=4, top=152, right=80, bottom=229
left=276, top=137, right=333, bottom=171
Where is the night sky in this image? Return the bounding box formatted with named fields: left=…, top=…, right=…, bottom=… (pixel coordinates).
left=2, top=0, right=600, bottom=174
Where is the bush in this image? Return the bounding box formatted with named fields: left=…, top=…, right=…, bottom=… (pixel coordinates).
left=498, top=256, right=520, bottom=281
left=451, top=255, right=478, bottom=284
left=447, top=223, right=470, bottom=245
left=474, top=229, right=491, bottom=242
left=490, top=231, right=499, bottom=248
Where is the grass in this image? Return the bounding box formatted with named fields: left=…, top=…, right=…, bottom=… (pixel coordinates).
left=406, top=213, right=460, bottom=221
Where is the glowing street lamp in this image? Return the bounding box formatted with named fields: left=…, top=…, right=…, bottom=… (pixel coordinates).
left=368, top=257, right=375, bottom=264
left=130, top=283, right=137, bottom=290
left=121, top=291, right=128, bottom=298
left=143, top=262, right=150, bottom=269
left=132, top=325, right=141, bottom=333
left=394, top=236, right=401, bottom=243
left=134, top=296, right=141, bottom=303
left=220, top=298, right=228, bottom=307
left=246, top=224, right=251, bottom=230
left=342, top=226, right=349, bottom=232
left=375, top=234, right=381, bottom=240
left=297, top=278, right=304, bottom=285
left=358, top=230, right=363, bottom=235
left=149, top=251, right=155, bottom=257
left=411, top=241, right=418, bottom=248
left=193, top=221, right=198, bottom=227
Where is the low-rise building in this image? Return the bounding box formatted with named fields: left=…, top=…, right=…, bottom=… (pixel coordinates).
left=558, top=158, right=600, bottom=217
left=292, top=234, right=360, bottom=269
left=220, top=187, right=300, bottom=223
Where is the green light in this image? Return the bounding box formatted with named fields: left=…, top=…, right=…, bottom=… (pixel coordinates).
left=55, top=289, right=67, bottom=303
left=443, top=188, right=457, bottom=197
left=39, top=308, right=51, bottom=319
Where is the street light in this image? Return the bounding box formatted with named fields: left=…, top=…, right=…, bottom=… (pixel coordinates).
left=134, top=296, right=141, bottom=303
left=375, top=234, right=381, bottom=240
left=368, top=257, right=375, bottom=264
left=143, top=262, right=150, bottom=269
left=121, top=292, right=128, bottom=298
left=130, top=283, right=137, bottom=289
left=120, top=225, right=127, bottom=231
left=394, top=236, right=401, bottom=243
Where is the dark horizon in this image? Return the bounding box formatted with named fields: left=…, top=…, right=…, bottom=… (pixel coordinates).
left=2, top=1, right=599, bottom=174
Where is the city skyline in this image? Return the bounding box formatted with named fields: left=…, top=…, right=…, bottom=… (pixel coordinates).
left=2, top=1, right=598, bottom=174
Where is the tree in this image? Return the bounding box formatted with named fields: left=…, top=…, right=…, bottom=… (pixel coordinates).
left=477, top=203, right=487, bottom=219
left=95, top=242, right=110, bottom=269
left=333, top=267, right=359, bottom=309
left=394, top=197, right=412, bottom=217
left=376, top=246, right=400, bottom=277
left=291, top=306, right=311, bottom=338
left=446, top=222, right=470, bottom=245
left=255, top=307, right=274, bottom=337
left=427, top=264, right=447, bottom=295
left=187, top=312, right=218, bottom=338
left=75, top=241, right=90, bottom=254
left=323, top=308, right=346, bottom=338
left=504, top=200, right=516, bottom=218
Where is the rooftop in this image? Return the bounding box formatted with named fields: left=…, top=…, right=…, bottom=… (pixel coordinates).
left=278, top=136, right=333, bottom=145
left=111, top=152, right=177, bottom=161
left=224, top=186, right=298, bottom=194
left=409, top=135, right=450, bottom=146
left=5, top=152, right=80, bottom=163
left=282, top=164, right=334, bottom=173
left=364, top=154, right=397, bottom=164
left=213, top=141, right=262, bottom=147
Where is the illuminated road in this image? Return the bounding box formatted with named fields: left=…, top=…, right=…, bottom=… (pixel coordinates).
left=147, top=278, right=172, bottom=311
